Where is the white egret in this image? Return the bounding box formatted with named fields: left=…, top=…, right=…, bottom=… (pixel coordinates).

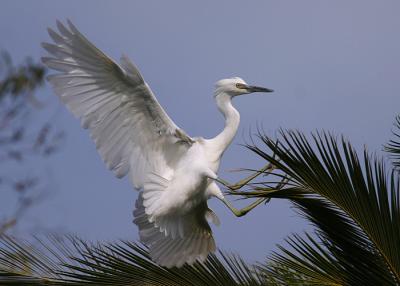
left=42, top=20, right=274, bottom=268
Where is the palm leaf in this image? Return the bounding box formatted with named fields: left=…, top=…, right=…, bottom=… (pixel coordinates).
left=0, top=235, right=265, bottom=286
left=385, top=115, right=400, bottom=168
left=0, top=235, right=91, bottom=285
left=0, top=272, right=54, bottom=286
left=242, top=130, right=400, bottom=284
left=265, top=233, right=347, bottom=286
left=61, top=242, right=263, bottom=286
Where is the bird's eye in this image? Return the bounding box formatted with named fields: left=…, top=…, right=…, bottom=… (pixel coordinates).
left=236, top=83, right=247, bottom=90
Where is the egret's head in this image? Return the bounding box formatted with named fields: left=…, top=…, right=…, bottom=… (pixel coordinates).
left=214, top=77, right=273, bottom=97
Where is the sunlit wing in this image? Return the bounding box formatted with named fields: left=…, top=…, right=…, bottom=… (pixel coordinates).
left=42, top=20, right=193, bottom=188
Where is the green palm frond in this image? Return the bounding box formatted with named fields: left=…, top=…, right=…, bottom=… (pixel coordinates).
left=0, top=272, right=53, bottom=286
left=0, top=235, right=265, bottom=286
left=62, top=242, right=264, bottom=286
left=264, top=233, right=346, bottom=286
left=385, top=115, right=400, bottom=168
left=0, top=235, right=89, bottom=285
left=243, top=130, right=400, bottom=285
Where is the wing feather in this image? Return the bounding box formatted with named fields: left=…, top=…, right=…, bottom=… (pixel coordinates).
left=42, top=20, right=193, bottom=187
left=133, top=193, right=217, bottom=268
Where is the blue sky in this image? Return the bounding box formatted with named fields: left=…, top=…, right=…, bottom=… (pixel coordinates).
left=1, top=0, right=400, bottom=263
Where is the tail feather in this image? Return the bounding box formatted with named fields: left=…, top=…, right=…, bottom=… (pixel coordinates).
left=133, top=192, right=217, bottom=268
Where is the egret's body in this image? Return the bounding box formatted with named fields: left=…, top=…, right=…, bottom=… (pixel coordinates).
left=42, top=20, right=273, bottom=268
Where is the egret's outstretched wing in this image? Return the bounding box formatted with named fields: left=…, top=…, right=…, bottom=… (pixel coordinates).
left=42, top=20, right=192, bottom=188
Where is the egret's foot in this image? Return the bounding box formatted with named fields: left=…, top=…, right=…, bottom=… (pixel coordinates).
left=215, top=177, right=231, bottom=188
left=216, top=163, right=276, bottom=192
left=220, top=197, right=266, bottom=217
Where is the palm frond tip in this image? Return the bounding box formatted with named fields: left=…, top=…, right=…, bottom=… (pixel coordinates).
left=385, top=115, right=400, bottom=168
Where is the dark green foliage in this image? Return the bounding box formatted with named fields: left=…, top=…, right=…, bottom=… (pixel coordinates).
left=0, top=235, right=264, bottom=286
left=0, top=51, right=45, bottom=99
left=243, top=130, right=400, bottom=285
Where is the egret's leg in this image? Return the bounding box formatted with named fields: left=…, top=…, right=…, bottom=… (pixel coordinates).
left=219, top=197, right=266, bottom=217
left=216, top=163, right=276, bottom=191
left=207, top=182, right=265, bottom=217
left=216, top=174, right=289, bottom=217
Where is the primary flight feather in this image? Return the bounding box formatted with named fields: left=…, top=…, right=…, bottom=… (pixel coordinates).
left=42, top=20, right=273, bottom=267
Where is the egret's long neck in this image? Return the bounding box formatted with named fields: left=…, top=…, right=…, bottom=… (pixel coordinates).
left=211, top=92, right=240, bottom=155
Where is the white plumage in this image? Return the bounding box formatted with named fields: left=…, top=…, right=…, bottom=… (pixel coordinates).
left=42, top=20, right=273, bottom=268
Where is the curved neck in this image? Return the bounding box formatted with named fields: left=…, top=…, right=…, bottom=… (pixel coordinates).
left=210, top=92, right=240, bottom=155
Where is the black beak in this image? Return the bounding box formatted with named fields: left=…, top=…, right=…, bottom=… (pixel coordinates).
left=246, top=85, right=274, bottom=93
